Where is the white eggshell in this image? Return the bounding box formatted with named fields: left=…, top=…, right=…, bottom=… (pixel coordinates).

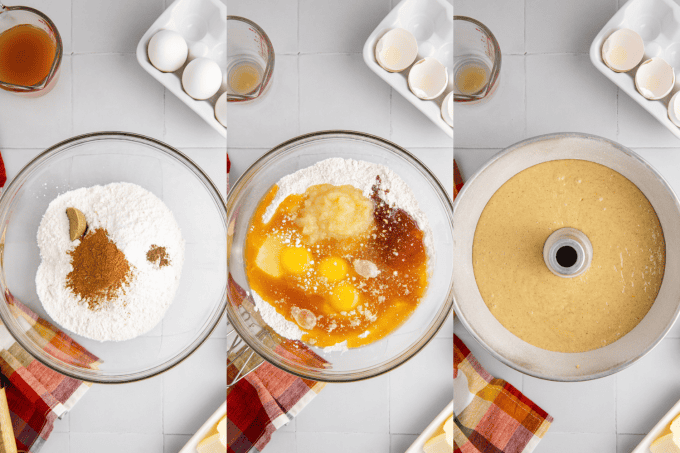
left=215, top=92, right=227, bottom=128
left=668, top=91, right=680, bottom=127
left=375, top=28, right=419, bottom=73
left=602, top=28, right=644, bottom=73
left=148, top=30, right=188, bottom=73
left=635, top=57, right=675, bottom=100
left=408, top=57, right=448, bottom=100
left=182, top=58, right=223, bottom=100
left=441, top=91, right=453, bottom=128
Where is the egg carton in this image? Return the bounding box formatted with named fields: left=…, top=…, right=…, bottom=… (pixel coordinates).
left=590, top=0, right=680, bottom=141
left=136, top=0, right=226, bottom=138
left=363, top=0, right=453, bottom=139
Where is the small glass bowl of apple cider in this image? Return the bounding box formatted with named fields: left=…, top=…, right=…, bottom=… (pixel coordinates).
left=0, top=3, right=63, bottom=97
left=226, top=16, right=274, bottom=104
left=453, top=16, right=501, bottom=105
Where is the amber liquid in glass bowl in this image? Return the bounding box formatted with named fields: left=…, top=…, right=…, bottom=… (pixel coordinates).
left=0, top=24, right=56, bottom=87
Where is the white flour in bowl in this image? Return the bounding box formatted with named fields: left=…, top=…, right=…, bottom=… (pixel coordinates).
left=36, top=182, right=185, bottom=342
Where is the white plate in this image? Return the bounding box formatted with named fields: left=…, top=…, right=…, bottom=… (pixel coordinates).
left=179, top=401, right=226, bottom=453
left=363, top=0, right=453, bottom=139
left=136, top=0, right=227, bottom=138
left=590, top=0, right=680, bottom=141
left=632, top=397, right=680, bottom=452
left=405, top=400, right=453, bottom=453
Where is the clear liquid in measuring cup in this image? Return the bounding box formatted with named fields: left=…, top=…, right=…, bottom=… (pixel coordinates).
left=454, top=57, right=490, bottom=96
left=227, top=58, right=264, bottom=96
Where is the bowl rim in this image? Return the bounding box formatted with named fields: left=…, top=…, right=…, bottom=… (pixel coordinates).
left=452, top=131, right=680, bottom=381
left=0, top=131, right=227, bottom=384
left=227, top=129, right=454, bottom=382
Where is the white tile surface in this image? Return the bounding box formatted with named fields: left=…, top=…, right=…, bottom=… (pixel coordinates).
left=227, top=0, right=298, bottom=55
left=0, top=57, right=73, bottom=149
left=390, top=338, right=453, bottom=435
left=296, top=375, right=390, bottom=433
left=523, top=375, right=616, bottom=433
left=453, top=148, right=501, bottom=182
left=617, top=339, right=680, bottom=435
left=41, top=433, right=70, bottom=453
left=533, top=433, right=617, bottom=453
left=70, top=433, right=164, bottom=453
left=391, top=90, right=453, bottom=148
left=165, top=93, right=226, bottom=148
left=453, top=0, right=525, bottom=55
left=526, top=54, right=617, bottom=140
left=72, top=0, right=164, bottom=53
left=454, top=55, right=526, bottom=148
left=525, top=0, right=617, bottom=54
left=70, top=379, right=163, bottom=433
left=163, top=338, right=227, bottom=435
left=266, top=431, right=297, bottom=453
left=297, top=432, right=391, bottom=453
left=227, top=55, right=299, bottom=149
left=73, top=54, right=165, bottom=139
left=391, top=434, right=418, bottom=453
left=163, top=434, right=192, bottom=453
left=618, top=92, right=680, bottom=148
left=618, top=434, right=645, bottom=453
left=299, top=54, right=391, bottom=138
left=299, top=0, right=390, bottom=53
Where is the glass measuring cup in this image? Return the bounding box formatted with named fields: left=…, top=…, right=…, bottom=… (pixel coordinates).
left=227, top=16, right=274, bottom=104
left=0, top=3, right=62, bottom=97
left=454, top=16, right=501, bottom=105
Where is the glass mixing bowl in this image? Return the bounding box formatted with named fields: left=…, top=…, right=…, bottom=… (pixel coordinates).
left=227, top=131, right=454, bottom=382
left=0, top=132, right=227, bottom=383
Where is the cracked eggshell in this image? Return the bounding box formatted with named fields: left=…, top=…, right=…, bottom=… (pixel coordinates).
left=375, top=28, right=419, bottom=73
left=601, top=28, right=644, bottom=73
left=669, top=91, right=680, bottom=127
left=408, top=57, right=448, bottom=100
left=441, top=91, right=453, bottom=128
left=635, top=57, right=675, bottom=100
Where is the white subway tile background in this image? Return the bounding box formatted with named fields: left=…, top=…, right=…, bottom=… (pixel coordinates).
left=455, top=0, right=680, bottom=452
left=227, top=0, right=453, bottom=451
left=0, top=0, right=226, bottom=452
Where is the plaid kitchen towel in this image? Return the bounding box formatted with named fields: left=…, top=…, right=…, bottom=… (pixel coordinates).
left=0, top=293, right=98, bottom=453
left=227, top=277, right=325, bottom=453
left=454, top=159, right=463, bottom=200
left=454, top=335, right=552, bottom=453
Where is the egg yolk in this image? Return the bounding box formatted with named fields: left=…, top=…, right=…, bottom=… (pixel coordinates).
left=318, top=257, right=349, bottom=282
left=280, top=247, right=313, bottom=274
left=329, top=283, right=360, bottom=313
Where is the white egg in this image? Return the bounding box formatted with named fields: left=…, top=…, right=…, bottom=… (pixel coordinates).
left=375, top=28, right=419, bottom=73
left=441, top=91, right=453, bottom=128
left=182, top=58, right=222, bottom=100
left=215, top=92, right=227, bottom=128
left=635, top=57, right=675, bottom=100
left=147, top=30, right=188, bottom=73
left=668, top=91, right=680, bottom=127
left=602, top=28, right=644, bottom=73
left=408, top=57, right=448, bottom=100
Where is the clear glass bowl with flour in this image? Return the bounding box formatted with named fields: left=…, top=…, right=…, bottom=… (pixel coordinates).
left=228, top=131, right=454, bottom=382
left=0, top=132, right=227, bottom=383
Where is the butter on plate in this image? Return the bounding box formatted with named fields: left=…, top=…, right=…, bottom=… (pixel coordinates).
left=197, top=415, right=226, bottom=453
left=651, top=414, right=680, bottom=453
left=423, top=415, right=453, bottom=453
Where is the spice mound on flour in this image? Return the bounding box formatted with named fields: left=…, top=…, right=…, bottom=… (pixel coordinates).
left=36, top=182, right=185, bottom=342
left=146, top=245, right=170, bottom=268
left=246, top=158, right=434, bottom=351
left=67, top=228, right=132, bottom=311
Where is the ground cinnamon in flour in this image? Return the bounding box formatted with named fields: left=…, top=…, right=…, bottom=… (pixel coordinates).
left=146, top=245, right=170, bottom=268
left=66, top=228, right=132, bottom=310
